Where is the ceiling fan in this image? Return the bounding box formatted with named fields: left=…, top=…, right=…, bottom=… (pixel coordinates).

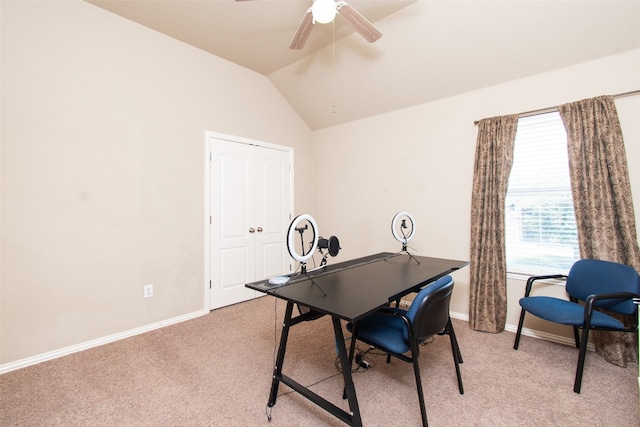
left=237, top=0, right=382, bottom=50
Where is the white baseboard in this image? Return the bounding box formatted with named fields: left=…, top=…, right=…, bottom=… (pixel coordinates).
left=448, top=309, right=595, bottom=352
left=0, top=309, right=209, bottom=375
left=1, top=307, right=592, bottom=375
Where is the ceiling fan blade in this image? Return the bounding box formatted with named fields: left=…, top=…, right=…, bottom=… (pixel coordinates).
left=337, top=2, right=382, bottom=43
left=289, top=9, right=314, bottom=50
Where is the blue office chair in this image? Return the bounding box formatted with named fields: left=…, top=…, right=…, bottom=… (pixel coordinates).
left=513, top=258, right=640, bottom=393
left=346, top=275, right=463, bottom=427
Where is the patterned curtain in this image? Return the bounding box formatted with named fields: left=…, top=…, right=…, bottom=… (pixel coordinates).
left=558, top=95, right=640, bottom=367
left=469, top=115, right=519, bottom=333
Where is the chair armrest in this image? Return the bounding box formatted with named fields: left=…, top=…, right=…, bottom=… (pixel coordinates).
left=371, top=307, right=415, bottom=340
left=376, top=306, right=404, bottom=316
left=583, top=292, right=640, bottom=315
left=524, top=274, right=567, bottom=297
left=582, top=292, right=640, bottom=330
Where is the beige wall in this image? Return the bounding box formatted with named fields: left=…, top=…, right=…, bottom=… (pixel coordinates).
left=312, top=49, right=640, bottom=340
left=2, top=0, right=639, bottom=368
left=0, top=1, right=314, bottom=364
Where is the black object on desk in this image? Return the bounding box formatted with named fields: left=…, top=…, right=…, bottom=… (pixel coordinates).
left=246, top=252, right=469, bottom=426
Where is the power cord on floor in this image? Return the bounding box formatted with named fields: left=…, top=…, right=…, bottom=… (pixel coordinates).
left=335, top=344, right=386, bottom=373
left=337, top=337, right=436, bottom=373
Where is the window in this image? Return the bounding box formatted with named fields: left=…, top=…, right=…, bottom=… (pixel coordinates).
left=505, top=112, right=579, bottom=276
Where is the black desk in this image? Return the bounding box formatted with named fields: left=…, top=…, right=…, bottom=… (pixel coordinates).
left=246, top=252, right=468, bottom=426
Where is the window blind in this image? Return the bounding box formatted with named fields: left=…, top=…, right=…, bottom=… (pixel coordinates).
left=505, top=112, right=579, bottom=276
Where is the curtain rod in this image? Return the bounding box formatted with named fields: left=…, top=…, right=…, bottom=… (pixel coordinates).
left=473, top=89, right=640, bottom=125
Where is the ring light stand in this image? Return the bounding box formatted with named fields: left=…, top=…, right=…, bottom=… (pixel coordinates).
left=287, top=214, right=326, bottom=296
left=391, top=211, right=420, bottom=264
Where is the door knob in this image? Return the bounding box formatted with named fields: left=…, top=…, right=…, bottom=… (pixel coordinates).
left=249, top=228, right=256, bottom=233
left=257, top=227, right=263, bottom=232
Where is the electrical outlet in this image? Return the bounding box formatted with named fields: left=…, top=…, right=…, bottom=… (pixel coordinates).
left=144, top=284, right=154, bottom=298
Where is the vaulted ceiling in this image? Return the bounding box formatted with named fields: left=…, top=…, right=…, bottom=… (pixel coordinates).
left=86, top=1, right=640, bottom=130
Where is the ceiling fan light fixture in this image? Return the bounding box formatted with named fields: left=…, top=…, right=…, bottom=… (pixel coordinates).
left=312, top=0, right=336, bottom=24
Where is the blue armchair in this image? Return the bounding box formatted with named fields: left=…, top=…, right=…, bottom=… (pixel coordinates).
left=513, top=258, right=640, bottom=393
left=346, top=275, right=463, bottom=426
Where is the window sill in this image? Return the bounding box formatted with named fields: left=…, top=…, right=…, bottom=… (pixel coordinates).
left=507, top=272, right=566, bottom=285
left=507, top=272, right=530, bottom=282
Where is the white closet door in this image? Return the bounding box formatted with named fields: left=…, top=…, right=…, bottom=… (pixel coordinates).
left=254, top=147, right=291, bottom=282
left=210, top=137, right=291, bottom=309
left=211, top=139, right=255, bottom=309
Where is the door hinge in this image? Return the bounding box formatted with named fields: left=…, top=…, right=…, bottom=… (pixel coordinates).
left=210, top=216, right=212, bottom=224
left=209, top=280, right=212, bottom=289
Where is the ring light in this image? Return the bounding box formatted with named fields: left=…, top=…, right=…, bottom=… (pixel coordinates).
left=391, top=211, right=416, bottom=244
left=287, top=214, right=319, bottom=263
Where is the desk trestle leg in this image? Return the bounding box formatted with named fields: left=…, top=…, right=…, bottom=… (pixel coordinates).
left=333, top=317, right=363, bottom=427
left=267, top=301, right=294, bottom=415
left=266, top=301, right=363, bottom=427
